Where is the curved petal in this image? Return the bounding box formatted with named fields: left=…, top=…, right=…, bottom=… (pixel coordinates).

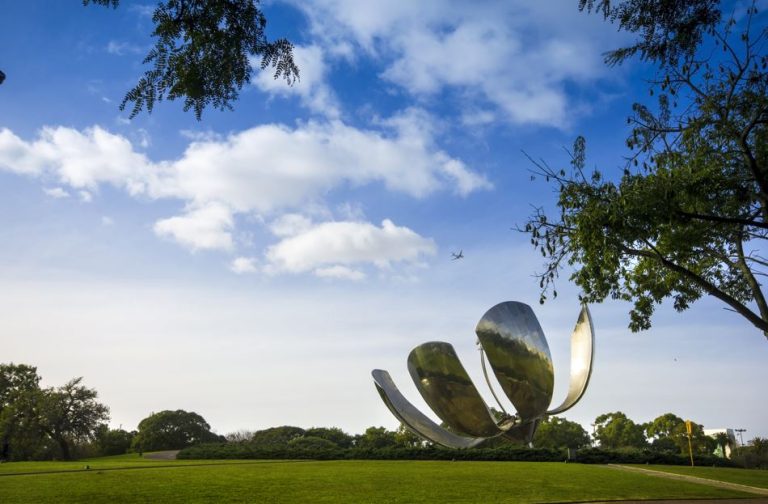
left=547, top=305, right=595, bottom=415
left=501, top=419, right=538, bottom=445
left=371, top=369, right=485, bottom=449
left=407, top=342, right=502, bottom=438
left=475, top=302, right=554, bottom=420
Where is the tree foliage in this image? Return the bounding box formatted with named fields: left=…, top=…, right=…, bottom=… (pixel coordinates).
left=644, top=412, right=712, bottom=454
left=84, top=0, right=298, bottom=119
left=95, top=426, right=135, bottom=456
left=593, top=411, right=648, bottom=449
left=132, top=409, right=222, bottom=451
left=0, top=364, right=44, bottom=461
left=1, top=365, right=109, bottom=460
left=533, top=416, right=591, bottom=450
left=394, top=424, right=425, bottom=448
left=525, top=3, right=768, bottom=338
left=250, top=425, right=306, bottom=447
left=304, top=427, right=355, bottom=449
left=38, top=378, right=110, bottom=460
left=355, top=426, right=399, bottom=450
left=645, top=412, right=685, bottom=439
left=578, top=0, right=721, bottom=65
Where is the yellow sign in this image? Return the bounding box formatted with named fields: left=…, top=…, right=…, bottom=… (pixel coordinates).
left=685, top=420, right=693, bottom=435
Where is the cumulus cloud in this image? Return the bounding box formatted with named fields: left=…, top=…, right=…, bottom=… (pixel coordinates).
left=0, top=126, right=152, bottom=194
left=0, top=113, right=488, bottom=211
left=252, top=44, right=340, bottom=118
left=290, top=0, right=619, bottom=127
left=153, top=203, right=234, bottom=251
left=0, top=118, right=473, bottom=272
left=229, top=256, right=259, bottom=274
left=43, top=187, right=70, bottom=199
left=314, top=265, right=366, bottom=281
left=269, top=214, right=314, bottom=237
left=265, top=219, right=436, bottom=276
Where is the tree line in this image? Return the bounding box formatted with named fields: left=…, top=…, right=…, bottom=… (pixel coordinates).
left=3, top=362, right=766, bottom=468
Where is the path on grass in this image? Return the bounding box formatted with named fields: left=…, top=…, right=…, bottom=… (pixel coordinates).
left=589, top=500, right=768, bottom=503
left=608, top=464, right=768, bottom=497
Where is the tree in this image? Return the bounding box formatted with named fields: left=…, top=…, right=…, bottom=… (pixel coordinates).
left=132, top=410, right=222, bottom=452
left=304, top=427, right=355, bottom=449
left=394, top=424, right=425, bottom=448
left=524, top=2, right=768, bottom=339
left=95, top=426, right=134, bottom=456
left=750, top=436, right=768, bottom=456
left=84, top=0, right=298, bottom=119
left=38, top=378, right=110, bottom=460
left=593, top=412, right=648, bottom=449
left=250, top=426, right=305, bottom=447
left=645, top=412, right=685, bottom=440
left=644, top=413, right=713, bottom=454
left=712, top=431, right=732, bottom=457
left=578, top=0, right=722, bottom=66
left=533, top=416, right=591, bottom=450
left=355, top=426, right=398, bottom=450
left=646, top=413, right=686, bottom=453
left=0, top=364, right=45, bottom=461
left=225, top=429, right=255, bottom=443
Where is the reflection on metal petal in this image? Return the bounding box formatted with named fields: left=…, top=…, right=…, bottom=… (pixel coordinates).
left=501, top=419, right=538, bottom=444
left=408, top=342, right=502, bottom=438
left=547, top=305, right=594, bottom=415
left=475, top=302, right=554, bottom=420
left=372, top=301, right=595, bottom=448
left=371, top=369, right=485, bottom=449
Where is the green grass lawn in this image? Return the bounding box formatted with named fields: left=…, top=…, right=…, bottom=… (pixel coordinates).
left=0, top=458, right=757, bottom=503
left=634, top=464, right=768, bottom=489
left=0, top=453, right=258, bottom=475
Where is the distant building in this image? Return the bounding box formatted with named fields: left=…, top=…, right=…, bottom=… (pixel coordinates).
left=704, top=428, right=737, bottom=458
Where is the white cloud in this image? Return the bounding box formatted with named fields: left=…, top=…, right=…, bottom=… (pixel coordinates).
left=153, top=203, right=235, bottom=251
left=314, top=265, right=366, bottom=281
left=101, top=216, right=114, bottom=226
left=265, top=219, right=436, bottom=275
left=0, top=126, right=152, bottom=194
left=106, top=40, right=142, bottom=56
left=43, top=187, right=69, bottom=199
left=269, top=214, right=314, bottom=237
left=291, top=0, right=618, bottom=127
left=0, top=129, right=46, bottom=176
left=0, top=119, right=483, bottom=270
left=253, top=44, right=340, bottom=118
left=229, top=256, right=259, bottom=274
left=0, top=117, right=487, bottom=215
left=79, top=190, right=93, bottom=203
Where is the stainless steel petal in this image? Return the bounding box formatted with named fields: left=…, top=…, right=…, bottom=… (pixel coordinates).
left=371, top=369, right=486, bottom=449
left=500, top=419, right=538, bottom=445
left=547, top=305, right=595, bottom=415
left=407, top=342, right=502, bottom=438
left=475, top=302, right=554, bottom=420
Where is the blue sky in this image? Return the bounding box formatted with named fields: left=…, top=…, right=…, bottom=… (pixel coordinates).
left=1, top=0, right=766, bottom=441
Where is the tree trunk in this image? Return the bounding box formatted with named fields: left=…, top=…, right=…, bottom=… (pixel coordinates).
left=57, top=437, right=71, bottom=460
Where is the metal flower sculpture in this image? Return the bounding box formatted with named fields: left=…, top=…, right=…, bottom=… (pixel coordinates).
left=372, top=301, right=594, bottom=447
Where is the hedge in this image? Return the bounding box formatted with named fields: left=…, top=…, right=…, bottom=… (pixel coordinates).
left=177, top=443, right=735, bottom=466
